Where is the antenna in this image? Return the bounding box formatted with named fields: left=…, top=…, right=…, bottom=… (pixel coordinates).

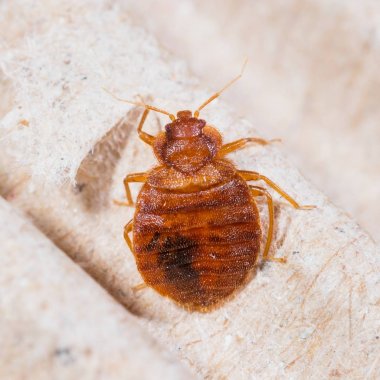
left=103, top=88, right=176, bottom=121
left=194, top=59, right=248, bottom=118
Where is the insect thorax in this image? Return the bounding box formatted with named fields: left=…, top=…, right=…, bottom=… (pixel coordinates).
left=153, top=114, right=222, bottom=174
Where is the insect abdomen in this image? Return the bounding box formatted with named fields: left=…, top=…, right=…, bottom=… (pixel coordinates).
left=133, top=173, right=261, bottom=311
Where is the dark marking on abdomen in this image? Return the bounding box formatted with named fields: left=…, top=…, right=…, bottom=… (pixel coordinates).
left=146, top=231, right=160, bottom=251
left=157, top=235, right=200, bottom=291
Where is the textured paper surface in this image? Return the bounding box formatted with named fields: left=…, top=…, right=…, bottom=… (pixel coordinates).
left=0, top=1, right=379, bottom=379
left=0, top=198, right=194, bottom=380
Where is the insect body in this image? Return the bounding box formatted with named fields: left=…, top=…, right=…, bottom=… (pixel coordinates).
left=112, top=70, right=313, bottom=312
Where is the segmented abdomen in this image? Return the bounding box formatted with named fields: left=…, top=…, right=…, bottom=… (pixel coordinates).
left=132, top=174, right=261, bottom=311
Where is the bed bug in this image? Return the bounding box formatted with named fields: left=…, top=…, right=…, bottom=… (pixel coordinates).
left=110, top=66, right=314, bottom=312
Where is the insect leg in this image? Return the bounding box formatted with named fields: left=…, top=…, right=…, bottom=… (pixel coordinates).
left=114, top=172, right=148, bottom=206
left=249, top=185, right=285, bottom=263
left=124, top=219, right=133, bottom=252
left=218, top=137, right=280, bottom=156
left=132, top=283, right=148, bottom=292
left=123, top=172, right=148, bottom=205
left=239, top=170, right=315, bottom=210
left=137, top=108, right=155, bottom=145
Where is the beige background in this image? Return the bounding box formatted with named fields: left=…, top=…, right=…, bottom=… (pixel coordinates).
left=0, top=1, right=379, bottom=379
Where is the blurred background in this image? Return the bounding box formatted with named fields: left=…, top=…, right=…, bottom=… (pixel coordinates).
left=122, top=0, right=380, bottom=243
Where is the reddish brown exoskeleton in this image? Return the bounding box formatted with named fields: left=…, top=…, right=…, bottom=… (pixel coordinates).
left=110, top=66, right=314, bottom=312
